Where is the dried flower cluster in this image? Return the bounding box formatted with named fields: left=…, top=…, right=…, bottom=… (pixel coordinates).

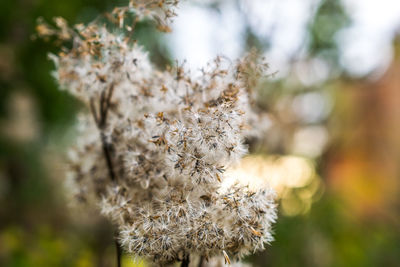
left=39, top=0, right=277, bottom=265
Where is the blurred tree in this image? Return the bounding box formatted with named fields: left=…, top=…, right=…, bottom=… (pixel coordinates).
left=307, top=0, right=350, bottom=73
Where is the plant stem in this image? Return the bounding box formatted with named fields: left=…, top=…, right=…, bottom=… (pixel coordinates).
left=115, top=238, right=122, bottom=267
left=181, top=254, right=190, bottom=267
left=90, top=84, right=117, bottom=182
left=101, top=132, right=116, bottom=181
left=197, top=256, right=204, bottom=267
left=91, top=85, right=120, bottom=267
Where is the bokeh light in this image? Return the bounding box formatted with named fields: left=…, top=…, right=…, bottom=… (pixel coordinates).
left=224, top=155, right=323, bottom=216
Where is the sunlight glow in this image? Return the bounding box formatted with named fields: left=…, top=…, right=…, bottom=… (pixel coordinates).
left=223, top=155, right=323, bottom=216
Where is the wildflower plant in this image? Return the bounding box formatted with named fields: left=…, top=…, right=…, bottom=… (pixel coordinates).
left=38, top=0, right=277, bottom=266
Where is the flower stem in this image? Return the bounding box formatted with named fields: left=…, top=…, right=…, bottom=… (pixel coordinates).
left=115, top=238, right=122, bottom=267
left=197, top=256, right=204, bottom=267
left=181, top=254, right=190, bottom=267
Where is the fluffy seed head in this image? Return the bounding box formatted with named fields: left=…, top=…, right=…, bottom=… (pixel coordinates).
left=39, top=1, right=277, bottom=264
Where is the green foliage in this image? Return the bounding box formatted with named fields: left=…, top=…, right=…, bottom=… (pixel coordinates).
left=308, top=0, right=351, bottom=71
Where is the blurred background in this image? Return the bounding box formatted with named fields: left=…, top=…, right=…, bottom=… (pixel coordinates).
left=1, top=0, right=400, bottom=266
